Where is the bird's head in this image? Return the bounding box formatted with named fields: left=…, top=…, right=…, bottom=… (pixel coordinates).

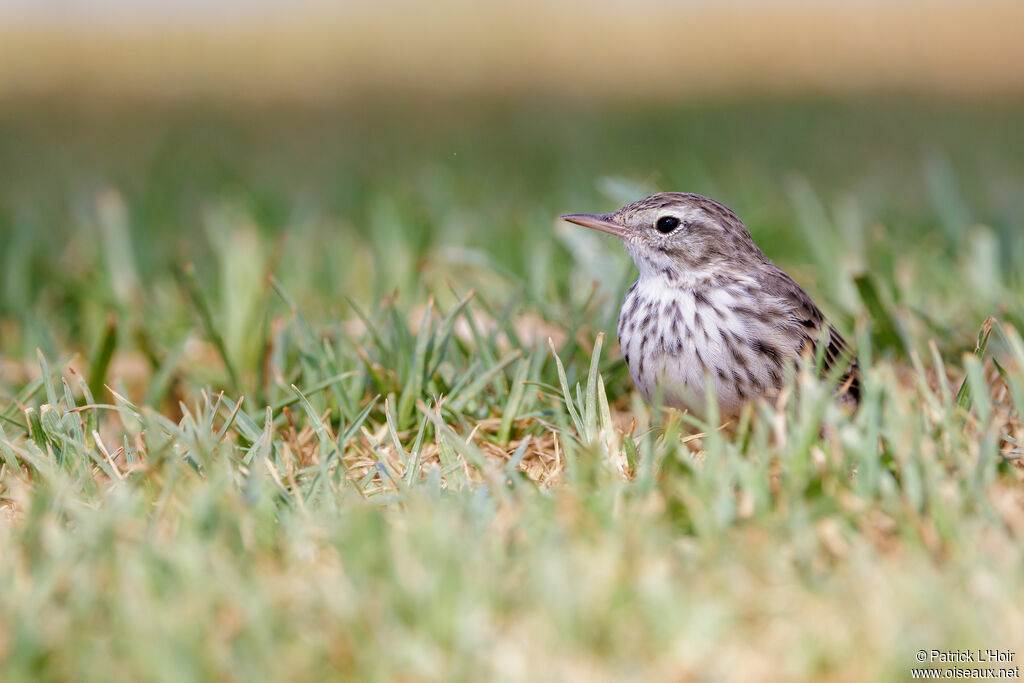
left=562, top=192, right=765, bottom=279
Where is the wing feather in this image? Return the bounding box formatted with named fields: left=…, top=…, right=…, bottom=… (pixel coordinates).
left=755, top=266, right=860, bottom=406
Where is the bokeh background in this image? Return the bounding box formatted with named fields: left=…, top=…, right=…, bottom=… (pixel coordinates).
left=2, top=0, right=1024, bottom=368
left=4, top=0, right=1024, bottom=99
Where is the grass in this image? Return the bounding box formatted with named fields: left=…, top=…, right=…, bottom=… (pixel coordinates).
left=5, top=1, right=1024, bottom=100
left=1, top=97, right=1024, bottom=681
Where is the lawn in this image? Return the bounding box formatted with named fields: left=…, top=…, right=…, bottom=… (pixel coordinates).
left=1, top=97, right=1023, bottom=681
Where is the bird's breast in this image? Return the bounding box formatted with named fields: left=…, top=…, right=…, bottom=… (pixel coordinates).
left=617, top=277, right=792, bottom=417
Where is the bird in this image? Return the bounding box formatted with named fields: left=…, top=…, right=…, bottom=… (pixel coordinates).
left=561, top=192, right=858, bottom=420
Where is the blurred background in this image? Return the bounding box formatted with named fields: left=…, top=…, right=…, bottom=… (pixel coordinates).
left=1, top=0, right=1023, bottom=387
left=4, top=0, right=1024, bottom=100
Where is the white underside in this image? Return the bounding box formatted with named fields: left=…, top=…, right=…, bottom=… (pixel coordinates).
left=617, top=275, right=793, bottom=418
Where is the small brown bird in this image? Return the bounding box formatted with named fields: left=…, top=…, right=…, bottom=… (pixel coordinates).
left=562, top=192, right=858, bottom=419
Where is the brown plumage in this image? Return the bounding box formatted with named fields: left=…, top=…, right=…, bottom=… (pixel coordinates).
left=562, top=192, right=858, bottom=419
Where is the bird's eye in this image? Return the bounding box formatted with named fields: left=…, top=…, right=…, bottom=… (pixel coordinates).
left=655, top=216, right=680, bottom=233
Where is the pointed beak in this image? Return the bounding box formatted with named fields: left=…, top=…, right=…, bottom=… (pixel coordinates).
left=560, top=213, right=630, bottom=239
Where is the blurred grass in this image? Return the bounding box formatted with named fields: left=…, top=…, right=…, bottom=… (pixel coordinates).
left=1, top=98, right=1024, bottom=680
left=4, top=1, right=1024, bottom=100
left=3, top=98, right=1024, bottom=362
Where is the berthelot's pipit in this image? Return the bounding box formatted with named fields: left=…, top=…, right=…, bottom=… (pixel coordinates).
left=562, top=192, right=858, bottom=419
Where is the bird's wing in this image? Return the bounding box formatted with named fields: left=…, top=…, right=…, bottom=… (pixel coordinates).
left=817, top=323, right=860, bottom=402
left=755, top=266, right=860, bottom=404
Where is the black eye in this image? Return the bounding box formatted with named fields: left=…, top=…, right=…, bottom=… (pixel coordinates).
left=655, top=216, right=680, bottom=233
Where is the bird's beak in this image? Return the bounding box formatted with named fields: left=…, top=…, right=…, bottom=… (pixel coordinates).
left=560, top=213, right=630, bottom=239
